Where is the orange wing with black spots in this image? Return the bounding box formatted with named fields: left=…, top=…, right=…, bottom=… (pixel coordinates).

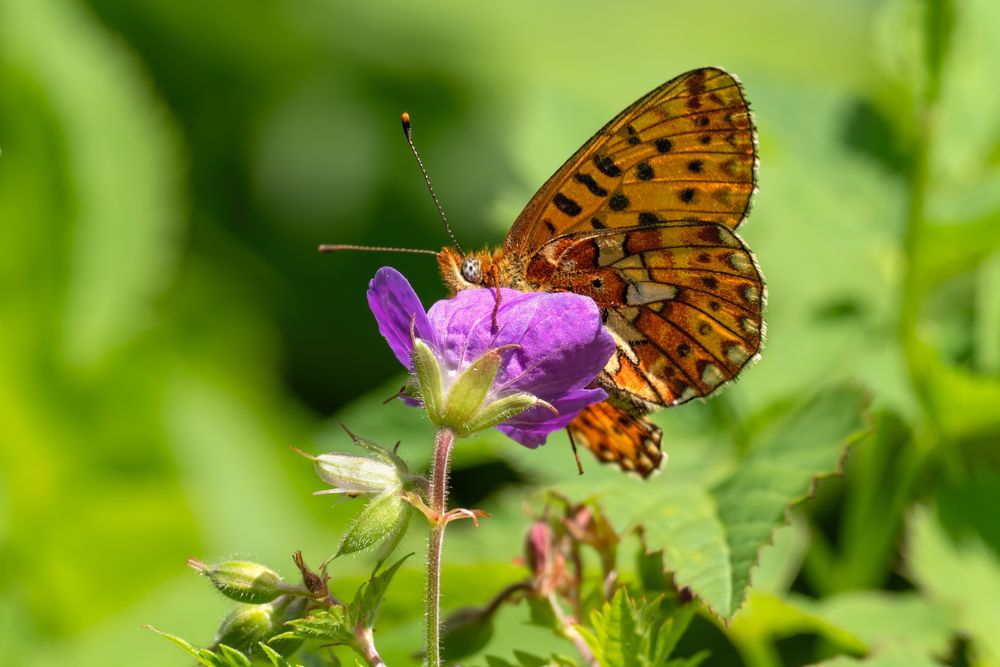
left=503, top=68, right=757, bottom=258
left=566, top=402, right=663, bottom=478
left=494, top=68, right=762, bottom=477
left=527, top=221, right=764, bottom=408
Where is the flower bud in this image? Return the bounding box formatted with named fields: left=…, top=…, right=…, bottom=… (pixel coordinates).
left=189, top=559, right=286, bottom=604
left=337, top=491, right=410, bottom=557
left=213, top=603, right=277, bottom=656
left=214, top=595, right=306, bottom=658
left=313, top=452, right=403, bottom=496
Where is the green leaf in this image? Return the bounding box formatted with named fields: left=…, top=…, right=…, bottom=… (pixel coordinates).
left=578, top=588, right=643, bottom=667
left=147, top=625, right=229, bottom=667
left=273, top=607, right=353, bottom=646
left=485, top=657, right=519, bottom=667
left=807, top=647, right=947, bottom=667
left=807, top=591, right=954, bottom=656
left=727, top=592, right=867, bottom=655
left=906, top=505, right=1000, bottom=664
left=652, top=604, right=697, bottom=665
left=441, top=606, right=496, bottom=663
left=603, top=388, right=868, bottom=620
left=350, top=553, right=412, bottom=631
left=217, top=644, right=254, bottom=667
left=259, top=643, right=306, bottom=667
left=514, top=650, right=552, bottom=667
left=665, top=651, right=710, bottom=667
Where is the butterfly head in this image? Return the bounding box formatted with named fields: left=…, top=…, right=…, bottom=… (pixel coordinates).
left=437, top=246, right=495, bottom=294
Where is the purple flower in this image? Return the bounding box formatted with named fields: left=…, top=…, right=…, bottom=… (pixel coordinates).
left=367, top=267, right=615, bottom=446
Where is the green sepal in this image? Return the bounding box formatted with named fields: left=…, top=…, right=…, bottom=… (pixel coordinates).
left=458, top=392, right=555, bottom=437
left=412, top=338, right=444, bottom=422
left=443, top=347, right=503, bottom=428
left=336, top=492, right=409, bottom=557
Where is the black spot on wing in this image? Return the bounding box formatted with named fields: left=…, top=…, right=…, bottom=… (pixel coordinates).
left=553, top=193, right=582, bottom=216
left=609, top=192, right=629, bottom=211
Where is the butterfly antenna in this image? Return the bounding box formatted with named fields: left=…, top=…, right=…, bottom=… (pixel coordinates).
left=401, top=112, right=464, bottom=258
left=318, top=244, right=437, bottom=255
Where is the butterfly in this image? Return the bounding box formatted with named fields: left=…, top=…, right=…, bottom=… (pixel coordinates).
left=436, top=67, right=764, bottom=477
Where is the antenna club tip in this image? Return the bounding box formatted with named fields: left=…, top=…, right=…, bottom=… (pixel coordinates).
left=400, top=112, right=411, bottom=135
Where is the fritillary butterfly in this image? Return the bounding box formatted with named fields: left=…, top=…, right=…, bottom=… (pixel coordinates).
left=438, top=67, right=764, bottom=477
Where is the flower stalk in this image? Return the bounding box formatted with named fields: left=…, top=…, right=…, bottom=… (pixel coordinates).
left=425, top=427, right=455, bottom=667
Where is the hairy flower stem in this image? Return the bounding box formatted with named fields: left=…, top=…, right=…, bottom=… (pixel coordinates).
left=425, top=428, right=455, bottom=667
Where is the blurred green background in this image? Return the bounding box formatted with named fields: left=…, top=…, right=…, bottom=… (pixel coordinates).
left=3, top=0, right=1000, bottom=665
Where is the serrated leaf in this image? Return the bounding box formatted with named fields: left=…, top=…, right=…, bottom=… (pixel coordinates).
left=587, top=388, right=867, bottom=621
left=665, top=651, right=710, bottom=667
left=349, top=553, right=412, bottom=632
left=275, top=607, right=353, bottom=646
left=259, top=643, right=306, bottom=667
left=217, top=644, right=254, bottom=667
left=652, top=603, right=697, bottom=665
left=147, top=626, right=229, bottom=667
left=632, top=388, right=868, bottom=620
left=578, top=588, right=643, bottom=667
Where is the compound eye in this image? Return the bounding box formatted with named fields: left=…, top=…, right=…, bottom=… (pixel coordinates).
left=461, top=258, right=481, bottom=284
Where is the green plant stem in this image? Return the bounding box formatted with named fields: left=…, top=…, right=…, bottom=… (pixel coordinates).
left=547, top=593, right=598, bottom=667
left=425, top=428, right=455, bottom=667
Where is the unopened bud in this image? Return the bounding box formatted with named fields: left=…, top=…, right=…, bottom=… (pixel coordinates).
left=213, top=595, right=306, bottom=657
left=337, top=491, right=410, bottom=557
left=313, top=452, right=402, bottom=496
left=213, top=603, right=277, bottom=656
left=189, top=559, right=286, bottom=604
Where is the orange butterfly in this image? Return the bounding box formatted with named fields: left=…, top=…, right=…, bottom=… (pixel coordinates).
left=440, top=68, right=764, bottom=477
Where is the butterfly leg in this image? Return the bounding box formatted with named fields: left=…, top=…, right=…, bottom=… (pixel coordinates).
left=489, top=264, right=502, bottom=331
left=565, top=427, right=586, bottom=475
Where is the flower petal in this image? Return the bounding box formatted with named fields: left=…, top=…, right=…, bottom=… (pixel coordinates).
left=426, top=288, right=615, bottom=400
left=497, top=386, right=608, bottom=447
left=367, top=267, right=435, bottom=368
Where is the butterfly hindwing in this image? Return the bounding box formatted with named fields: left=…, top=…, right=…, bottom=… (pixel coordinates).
left=566, top=402, right=663, bottom=478
left=504, top=68, right=757, bottom=258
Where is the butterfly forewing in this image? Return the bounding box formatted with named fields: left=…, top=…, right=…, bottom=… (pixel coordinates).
left=503, top=68, right=757, bottom=258
left=525, top=221, right=764, bottom=408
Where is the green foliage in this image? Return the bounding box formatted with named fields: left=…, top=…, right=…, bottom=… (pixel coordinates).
left=578, top=588, right=698, bottom=667
left=906, top=506, right=1000, bottom=665
left=147, top=627, right=307, bottom=667
left=561, top=388, right=867, bottom=621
